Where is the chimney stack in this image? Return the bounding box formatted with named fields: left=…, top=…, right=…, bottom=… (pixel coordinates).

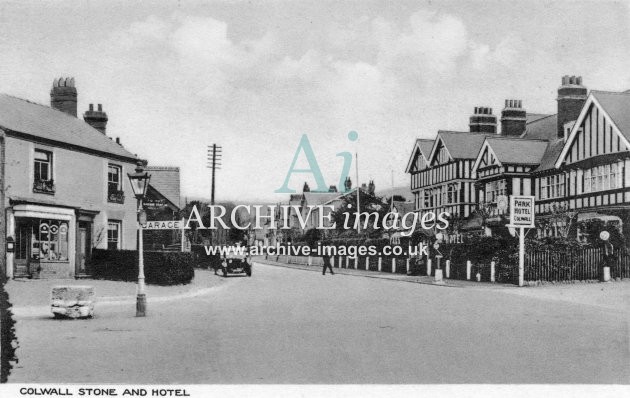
left=469, top=106, right=497, bottom=134
left=557, top=75, right=587, bottom=139
left=500, top=99, right=527, bottom=136
left=50, top=77, right=77, bottom=117
left=83, top=103, right=108, bottom=134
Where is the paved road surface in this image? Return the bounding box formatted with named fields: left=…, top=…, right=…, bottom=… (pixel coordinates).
left=8, top=263, right=629, bottom=383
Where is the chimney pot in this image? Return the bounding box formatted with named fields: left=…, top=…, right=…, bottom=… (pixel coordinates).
left=50, top=76, right=78, bottom=117
left=557, top=74, right=587, bottom=138
left=83, top=101, right=108, bottom=134
left=501, top=98, right=527, bottom=136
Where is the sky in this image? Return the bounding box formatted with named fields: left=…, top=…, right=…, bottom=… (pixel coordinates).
left=1, top=0, right=629, bottom=202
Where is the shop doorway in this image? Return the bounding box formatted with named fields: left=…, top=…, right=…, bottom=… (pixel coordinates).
left=76, top=221, right=92, bottom=277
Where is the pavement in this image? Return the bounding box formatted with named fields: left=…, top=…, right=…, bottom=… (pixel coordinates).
left=5, top=269, right=227, bottom=318
left=5, top=264, right=629, bottom=384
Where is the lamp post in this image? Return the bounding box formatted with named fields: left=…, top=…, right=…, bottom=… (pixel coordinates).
left=128, top=161, right=151, bottom=317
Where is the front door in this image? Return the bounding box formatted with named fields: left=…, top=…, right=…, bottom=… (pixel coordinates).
left=76, top=222, right=92, bottom=276
left=14, top=222, right=31, bottom=277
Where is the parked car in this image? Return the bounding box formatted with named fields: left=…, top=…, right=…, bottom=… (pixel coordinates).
left=219, top=246, right=252, bottom=277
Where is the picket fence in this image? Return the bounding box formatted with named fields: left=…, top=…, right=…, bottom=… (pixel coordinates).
left=264, top=246, right=630, bottom=284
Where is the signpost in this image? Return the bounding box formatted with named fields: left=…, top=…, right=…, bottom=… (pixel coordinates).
left=506, top=195, right=535, bottom=287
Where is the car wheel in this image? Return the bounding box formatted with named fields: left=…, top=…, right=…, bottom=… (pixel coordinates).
left=222, top=267, right=228, bottom=277
left=246, top=268, right=252, bottom=277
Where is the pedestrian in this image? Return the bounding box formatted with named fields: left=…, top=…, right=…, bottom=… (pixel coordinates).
left=322, top=254, right=334, bottom=275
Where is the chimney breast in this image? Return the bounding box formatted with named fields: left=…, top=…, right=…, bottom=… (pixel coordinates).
left=557, top=75, right=587, bottom=139
left=501, top=99, right=527, bottom=136
left=50, top=77, right=77, bottom=117
left=469, top=106, right=497, bottom=134
left=83, top=102, right=108, bottom=134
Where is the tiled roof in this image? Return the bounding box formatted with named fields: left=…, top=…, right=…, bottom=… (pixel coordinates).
left=303, top=192, right=341, bottom=206
left=437, top=130, right=491, bottom=159
left=521, top=113, right=557, bottom=140
left=146, top=166, right=181, bottom=209
left=417, top=139, right=434, bottom=159
left=526, top=113, right=552, bottom=124
left=485, top=137, right=548, bottom=165
left=592, top=91, right=630, bottom=143
left=534, top=138, right=565, bottom=172
left=0, top=94, right=137, bottom=160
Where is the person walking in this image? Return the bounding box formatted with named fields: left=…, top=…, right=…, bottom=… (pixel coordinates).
left=322, top=254, right=334, bottom=275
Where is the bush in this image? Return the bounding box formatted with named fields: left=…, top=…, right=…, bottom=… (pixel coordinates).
left=440, top=235, right=519, bottom=282
left=91, top=249, right=195, bottom=286
left=1, top=273, right=18, bottom=382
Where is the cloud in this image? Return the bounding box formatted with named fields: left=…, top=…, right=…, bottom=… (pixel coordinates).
left=90, top=11, right=499, bottom=201
left=0, top=7, right=562, bottom=202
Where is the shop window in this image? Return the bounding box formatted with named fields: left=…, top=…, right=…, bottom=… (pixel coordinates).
left=33, top=149, right=55, bottom=194
left=107, top=221, right=121, bottom=250
left=107, top=164, right=125, bottom=204
left=31, top=219, right=69, bottom=262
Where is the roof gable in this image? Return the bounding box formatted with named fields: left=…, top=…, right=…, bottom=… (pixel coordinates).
left=429, top=131, right=490, bottom=163
left=146, top=166, right=181, bottom=209
left=405, top=138, right=434, bottom=173
left=556, top=92, right=630, bottom=167
left=472, top=139, right=501, bottom=173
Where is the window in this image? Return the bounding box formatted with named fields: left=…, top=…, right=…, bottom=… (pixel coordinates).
left=107, top=221, right=121, bottom=250
left=34, top=150, right=52, bottom=181
left=107, top=164, right=124, bottom=204
left=30, top=219, right=69, bottom=262
left=542, top=174, right=565, bottom=199
left=33, top=149, right=55, bottom=194
left=485, top=179, right=506, bottom=203
left=582, top=164, right=617, bottom=193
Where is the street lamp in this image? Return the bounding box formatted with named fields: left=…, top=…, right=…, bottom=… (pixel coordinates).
left=128, top=161, right=151, bottom=317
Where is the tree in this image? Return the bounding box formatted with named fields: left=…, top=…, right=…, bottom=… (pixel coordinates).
left=536, top=203, right=577, bottom=240
left=330, top=190, right=389, bottom=238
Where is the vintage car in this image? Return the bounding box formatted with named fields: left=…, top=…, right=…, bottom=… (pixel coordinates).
left=219, top=247, right=252, bottom=277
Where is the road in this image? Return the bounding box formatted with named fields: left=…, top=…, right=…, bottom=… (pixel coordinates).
left=8, top=263, right=630, bottom=384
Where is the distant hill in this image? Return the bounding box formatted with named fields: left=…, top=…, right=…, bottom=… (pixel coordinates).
left=376, top=186, right=412, bottom=202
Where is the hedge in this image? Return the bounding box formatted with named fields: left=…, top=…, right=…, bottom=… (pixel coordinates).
left=1, top=273, right=18, bottom=382
left=91, top=249, right=195, bottom=286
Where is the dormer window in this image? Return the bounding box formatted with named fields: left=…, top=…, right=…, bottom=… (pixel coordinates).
left=33, top=149, right=55, bottom=194
left=107, top=164, right=124, bottom=204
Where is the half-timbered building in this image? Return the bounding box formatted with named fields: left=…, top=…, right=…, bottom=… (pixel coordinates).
left=407, top=75, right=630, bottom=241
left=408, top=130, right=488, bottom=219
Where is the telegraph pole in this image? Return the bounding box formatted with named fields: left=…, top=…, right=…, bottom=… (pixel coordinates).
left=207, top=144, right=222, bottom=245
left=207, top=144, right=222, bottom=205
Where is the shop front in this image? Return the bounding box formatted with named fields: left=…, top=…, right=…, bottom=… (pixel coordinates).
left=7, top=204, right=79, bottom=278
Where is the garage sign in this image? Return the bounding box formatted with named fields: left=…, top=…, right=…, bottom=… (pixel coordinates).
left=141, top=220, right=183, bottom=230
